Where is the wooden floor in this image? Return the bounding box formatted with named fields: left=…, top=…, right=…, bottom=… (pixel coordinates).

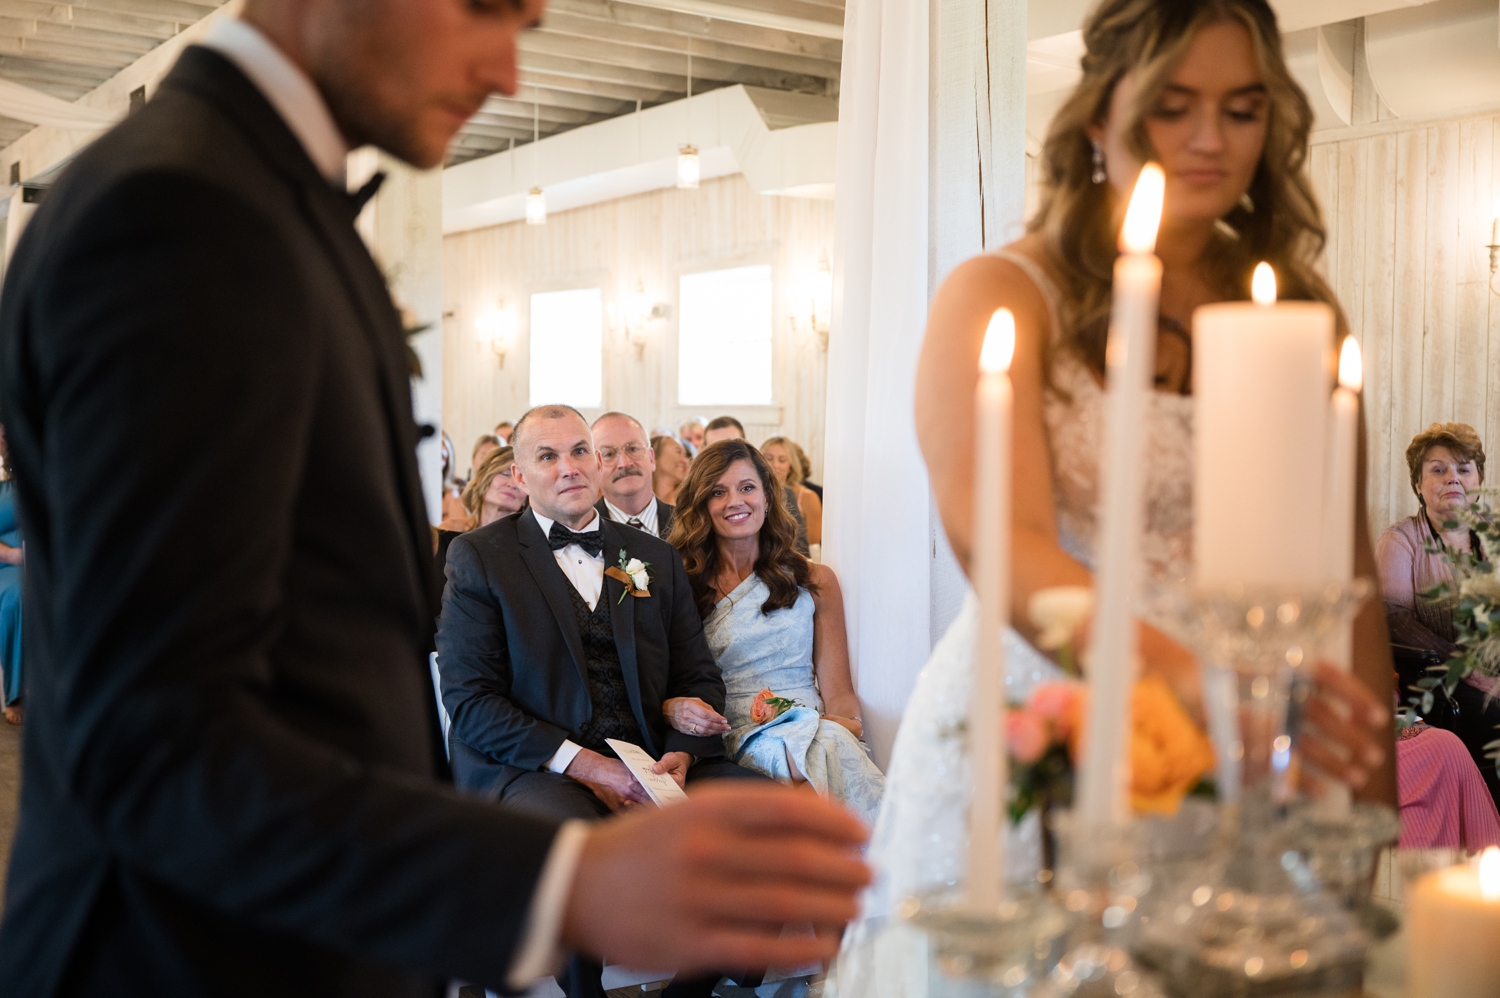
left=0, top=719, right=18, bottom=901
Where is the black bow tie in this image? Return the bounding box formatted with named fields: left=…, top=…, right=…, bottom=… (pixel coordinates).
left=547, top=522, right=604, bottom=557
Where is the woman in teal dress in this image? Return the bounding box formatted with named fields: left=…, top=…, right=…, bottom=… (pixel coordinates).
left=664, top=439, right=884, bottom=826
left=0, top=426, right=22, bottom=724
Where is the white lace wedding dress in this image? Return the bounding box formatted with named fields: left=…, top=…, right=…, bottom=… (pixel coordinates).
left=831, top=250, right=1195, bottom=998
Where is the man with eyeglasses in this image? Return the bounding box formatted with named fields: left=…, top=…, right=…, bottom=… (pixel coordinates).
left=592, top=411, right=674, bottom=539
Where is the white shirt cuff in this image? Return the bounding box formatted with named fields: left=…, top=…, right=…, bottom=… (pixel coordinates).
left=546, top=739, right=585, bottom=775
left=506, top=820, right=591, bottom=990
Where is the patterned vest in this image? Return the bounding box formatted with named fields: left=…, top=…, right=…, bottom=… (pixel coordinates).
left=565, top=583, right=644, bottom=752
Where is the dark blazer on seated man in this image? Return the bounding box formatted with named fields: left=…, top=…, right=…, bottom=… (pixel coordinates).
left=595, top=494, right=675, bottom=540
left=438, top=507, right=723, bottom=800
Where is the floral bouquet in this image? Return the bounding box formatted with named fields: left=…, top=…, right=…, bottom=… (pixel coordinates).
left=1415, top=490, right=1500, bottom=712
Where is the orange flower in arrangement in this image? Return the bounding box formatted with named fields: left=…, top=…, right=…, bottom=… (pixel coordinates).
left=750, top=688, right=802, bottom=725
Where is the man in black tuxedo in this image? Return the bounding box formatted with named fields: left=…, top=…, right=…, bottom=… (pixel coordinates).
left=439, top=405, right=751, bottom=998
left=0, top=1, right=870, bottom=995
left=592, top=411, right=675, bottom=539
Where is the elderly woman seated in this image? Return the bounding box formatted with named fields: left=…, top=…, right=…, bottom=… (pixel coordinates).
left=1377, top=421, right=1500, bottom=812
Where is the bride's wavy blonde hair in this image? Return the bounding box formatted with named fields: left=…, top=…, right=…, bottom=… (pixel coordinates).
left=1034, top=0, right=1341, bottom=384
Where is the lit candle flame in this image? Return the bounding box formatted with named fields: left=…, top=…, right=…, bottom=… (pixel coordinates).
left=1252, top=262, right=1277, bottom=306
left=1338, top=336, right=1363, bottom=393
left=1480, top=846, right=1500, bottom=900
left=1120, top=163, right=1165, bottom=256
left=980, top=308, right=1016, bottom=374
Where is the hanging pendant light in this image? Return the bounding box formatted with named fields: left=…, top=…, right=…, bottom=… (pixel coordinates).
left=677, top=46, right=699, bottom=190
left=527, top=99, right=547, bottom=225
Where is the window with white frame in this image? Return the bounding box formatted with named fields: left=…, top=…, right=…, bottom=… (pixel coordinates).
left=677, top=264, right=774, bottom=406
left=529, top=287, right=603, bottom=408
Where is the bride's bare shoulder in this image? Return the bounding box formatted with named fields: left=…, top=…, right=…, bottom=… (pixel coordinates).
left=925, top=234, right=1055, bottom=349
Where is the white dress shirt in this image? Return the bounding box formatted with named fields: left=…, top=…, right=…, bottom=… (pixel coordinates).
left=603, top=495, right=658, bottom=537
left=528, top=508, right=605, bottom=777
left=199, top=21, right=581, bottom=990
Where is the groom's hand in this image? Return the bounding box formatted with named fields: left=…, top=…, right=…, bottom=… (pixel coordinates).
left=565, top=748, right=652, bottom=811
left=561, top=782, right=871, bottom=975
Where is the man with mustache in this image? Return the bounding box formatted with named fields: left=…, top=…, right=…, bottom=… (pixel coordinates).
left=0, top=1, right=871, bottom=995
left=593, top=411, right=674, bottom=539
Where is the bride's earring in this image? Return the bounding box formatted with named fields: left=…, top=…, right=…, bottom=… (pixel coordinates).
left=1239, top=191, right=1255, bottom=213
left=1091, top=141, right=1106, bottom=184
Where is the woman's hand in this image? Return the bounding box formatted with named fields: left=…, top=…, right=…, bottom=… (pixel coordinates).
left=0, top=543, right=21, bottom=567
left=1299, top=662, right=1390, bottom=790
left=822, top=715, right=863, bottom=740
left=663, top=697, right=731, bottom=737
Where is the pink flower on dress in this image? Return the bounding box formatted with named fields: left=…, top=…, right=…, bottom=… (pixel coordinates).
left=1006, top=708, right=1049, bottom=764
left=1029, top=682, right=1084, bottom=742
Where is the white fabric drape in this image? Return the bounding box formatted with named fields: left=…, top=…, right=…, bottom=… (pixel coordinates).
left=0, top=79, right=119, bottom=130
left=823, top=0, right=1028, bottom=768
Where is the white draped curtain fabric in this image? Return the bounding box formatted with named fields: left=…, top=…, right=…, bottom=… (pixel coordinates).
left=0, top=79, right=119, bottom=130
left=822, top=0, right=1027, bottom=768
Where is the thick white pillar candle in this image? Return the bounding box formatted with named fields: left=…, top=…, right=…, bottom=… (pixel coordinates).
left=1193, top=265, right=1333, bottom=588
left=1409, top=848, right=1500, bottom=998
left=1318, top=337, right=1361, bottom=817
left=1077, top=164, right=1164, bottom=828
left=965, top=308, right=1014, bottom=912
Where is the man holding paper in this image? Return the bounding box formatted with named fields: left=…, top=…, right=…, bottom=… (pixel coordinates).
left=437, top=404, right=761, bottom=998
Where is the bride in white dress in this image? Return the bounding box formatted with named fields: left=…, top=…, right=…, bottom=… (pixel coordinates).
left=836, top=1, right=1397, bottom=993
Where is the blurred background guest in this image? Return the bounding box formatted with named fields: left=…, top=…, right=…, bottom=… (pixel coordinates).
left=471, top=433, right=500, bottom=474
left=1378, top=421, right=1500, bottom=807
left=700, top=420, right=808, bottom=556
left=463, top=445, right=526, bottom=530
left=678, top=417, right=705, bottom=457
left=667, top=440, right=883, bottom=825
left=762, top=436, right=822, bottom=549
left=789, top=438, right=822, bottom=502
left=493, top=421, right=513, bottom=445
left=652, top=434, right=692, bottom=506
left=593, top=412, right=673, bottom=538
left=0, top=427, right=20, bottom=726
left=1396, top=721, right=1500, bottom=849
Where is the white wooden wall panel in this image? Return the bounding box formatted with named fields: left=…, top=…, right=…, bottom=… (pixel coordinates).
left=442, top=175, right=834, bottom=478
left=1315, top=112, right=1500, bottom=535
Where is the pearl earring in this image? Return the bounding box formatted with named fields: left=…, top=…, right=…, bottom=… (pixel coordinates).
left=1091, top=141, right=1106, bottom=184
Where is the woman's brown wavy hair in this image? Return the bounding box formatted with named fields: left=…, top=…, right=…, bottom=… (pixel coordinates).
left=667, top=439, right=817, bottom=619
left=1034, top=0, right=1342, bottom=387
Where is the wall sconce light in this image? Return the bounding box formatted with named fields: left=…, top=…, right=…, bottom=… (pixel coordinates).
left=526, top=187, right=547, bottom=226
left=610, top=281, right=670, bottom=359
left=476, top=299, right=517, bottom=367
left=677, top=144, right=700, bottom=190
left=792, top=253, right=833, bottom=351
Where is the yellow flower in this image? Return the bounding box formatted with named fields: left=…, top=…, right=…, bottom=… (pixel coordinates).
left=1128, top=676, right=1215, bottom=815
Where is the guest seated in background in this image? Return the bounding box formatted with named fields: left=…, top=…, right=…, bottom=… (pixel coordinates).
left=701, top=418, right=810, bottom=555
left=1397, top=721, right=1500, bottom=849
left=437, top=405, right=763, bottom=998
left=763, top=436, right=823, bottom=548
left=593, top=411, right=674, bottom=538
left=678, top=417, right=705, bottom=457
left=493, top=420, right=513, bottom=445
left=652, top=434, right=692, bottom=506
left=0, top=427, right=21, bottom=726
left=433, top=446, right=525, bottom=605
left=1377, top=421, right=1500, bottom=807
left=471, top=432, right=500, bottom=474
left=790, top=438, right=823, bottom=501
left=667, top=439, right=884, bottom=825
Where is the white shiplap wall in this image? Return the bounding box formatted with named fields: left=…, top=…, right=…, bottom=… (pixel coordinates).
left=442, top=175, right=835, bottom=478
left=1309, top=115, right=1500, bottom=536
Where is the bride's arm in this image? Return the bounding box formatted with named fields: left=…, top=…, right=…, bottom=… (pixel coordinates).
left=809, top=564, right=863, bottom=738
left=915, top=251, right=1198, bottom=700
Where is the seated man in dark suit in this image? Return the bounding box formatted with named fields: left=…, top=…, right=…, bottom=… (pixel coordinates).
left=592, top=410, right=674, bottom=539
left=438, top=404, right=750, bottom=998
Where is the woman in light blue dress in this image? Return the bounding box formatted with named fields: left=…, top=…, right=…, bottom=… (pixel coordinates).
left=664, top=439, right=884, bottom=826
left=0, top=426, right=22, bottom=725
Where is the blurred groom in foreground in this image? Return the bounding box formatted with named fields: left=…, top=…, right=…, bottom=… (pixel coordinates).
left=0, top=0, right=871, bottom=995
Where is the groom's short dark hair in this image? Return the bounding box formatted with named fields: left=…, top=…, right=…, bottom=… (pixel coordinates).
left=512, top=404, right=588, bottom=456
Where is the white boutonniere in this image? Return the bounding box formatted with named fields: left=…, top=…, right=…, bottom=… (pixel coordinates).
left=605, top=549, right=652, bottom=602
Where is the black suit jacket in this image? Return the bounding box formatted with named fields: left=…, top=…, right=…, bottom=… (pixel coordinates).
left=0, top=48, right=557, bottom=997
left=438, top=509, right=725, bottom=798
left=594, top=496, right=675, bottom=539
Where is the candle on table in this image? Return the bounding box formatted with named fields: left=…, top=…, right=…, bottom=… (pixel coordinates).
left=1077, top=163, right=1165, bottom=829
left=1194, top=264, right=1333, bottom=588
left=1408, top=847, right=1500, bottom=998
left=965, top=307, right=1015, bottom=912
left=1317, top=336, right=1362, bottom=817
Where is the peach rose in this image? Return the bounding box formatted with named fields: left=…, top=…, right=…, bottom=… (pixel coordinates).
left=1029, top=681, right=1084, bottom=742
left=750, top=689, right=778, bottom=725
left=1006, top=708, right=1049, bottom=764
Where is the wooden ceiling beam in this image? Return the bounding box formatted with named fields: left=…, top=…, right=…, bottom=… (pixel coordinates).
left=518, top=66, right=676, bottom=104
left=518, top=49, right=688, bottom=93
left=0, top=35, right=148, bottom=68
left=532, top=16, right=840, bottom=79
left=503, top=83, right=632, bottom=116
left=77, top=0, right=222, bottom=26
left=542, top=0, right=842, bottom=61
left=0, top=54, right=110, bottom=88
left=0, top=0, right=177, bottom=39
left=0, top=19, right=158, bottom=56
left=607, top=0, right=841, bottom=39
left=520, top=32, right=832, bottom=93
